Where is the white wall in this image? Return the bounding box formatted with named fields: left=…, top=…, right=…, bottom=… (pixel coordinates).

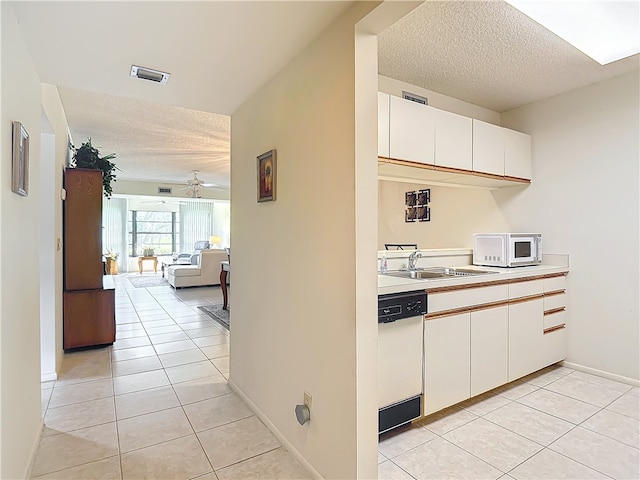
left=1, top=3, right=45, bottom=477
left=498, top=71, right=640, bottom=381
left=229, top=3, right=380, bottom=478
left=40, top=84, right=72, bottom=381
left=379, top=74, right=501, bottom=124
left=378, top=180, right=511, bottom=249
left=39, top=126, right=56, bottom=381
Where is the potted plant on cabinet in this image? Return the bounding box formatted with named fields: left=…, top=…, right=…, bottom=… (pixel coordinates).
left=70, top=138, right=118, bottom=198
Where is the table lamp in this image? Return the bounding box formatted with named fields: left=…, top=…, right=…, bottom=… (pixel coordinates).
left=209, top=235, right=222, bottom=249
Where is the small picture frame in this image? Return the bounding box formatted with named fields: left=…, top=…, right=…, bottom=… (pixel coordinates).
left=417, top=189, right=430, bottom=206
left=12, top=121, right=29, bottom=197
left=417, top=206, right=430, bottom=222
left=405, top=191, right=416, bottom=206
left=257, top=149, right=276, bottom=202
left=405, top=207, right=417, bottom=222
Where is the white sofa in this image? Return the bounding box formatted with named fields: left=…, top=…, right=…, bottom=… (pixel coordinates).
left=167, top=249, right=228, bottom=288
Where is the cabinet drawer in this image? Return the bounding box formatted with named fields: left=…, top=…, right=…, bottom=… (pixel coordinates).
left=428, top=284, right=508, bottom=314
left=544, top=275, right=566, bottom=293
left=541, top=325, right=566, bottom=365
left=544, top=292, right=566, bottom=311
left=509, top=279, right=543, bottom=299
left=543, top=309, right=566, bottom=330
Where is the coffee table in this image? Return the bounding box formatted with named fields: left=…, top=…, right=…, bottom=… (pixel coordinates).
left=159, top=257, right=190, bottom=277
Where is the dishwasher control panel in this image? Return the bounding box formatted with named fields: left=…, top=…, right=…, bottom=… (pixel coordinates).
left=378, top=291, right=427, bottom=323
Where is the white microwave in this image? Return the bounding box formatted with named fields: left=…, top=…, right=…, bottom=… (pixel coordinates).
left=473, top=233, right=542, bottom=267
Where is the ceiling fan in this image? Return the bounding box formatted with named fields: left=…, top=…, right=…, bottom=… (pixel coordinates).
left=140, top=199, right=188, bottom=205
left=177, top=170, right=220, bottom=198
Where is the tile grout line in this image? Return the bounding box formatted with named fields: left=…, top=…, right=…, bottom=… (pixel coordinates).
left=381, top=367, right=636, bottom=479
left=124, top=279, right=220, bottom=478
left=109, top=318, right=125, bottom=480
left=38, top=279, right=232, bottom=479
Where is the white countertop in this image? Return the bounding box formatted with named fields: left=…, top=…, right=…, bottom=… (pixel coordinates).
left=378, top=260, right=569, bottom=296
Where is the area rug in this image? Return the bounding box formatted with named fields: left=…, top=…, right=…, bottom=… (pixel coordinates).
left=198, top=304, right=230, bottom=330
left=127, top=275, right=169, bottom=288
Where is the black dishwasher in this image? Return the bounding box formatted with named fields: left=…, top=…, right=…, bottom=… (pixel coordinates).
left=378, top=291, right=427, bottom=434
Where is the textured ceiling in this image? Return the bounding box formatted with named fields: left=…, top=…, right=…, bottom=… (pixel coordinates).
left=60, top=88, right=230, bottom=186
left=378, top=1, right=639, bottom=113
left=10, top=1, right=353, bottom=186
left=10, top=1, right=639, bottom=188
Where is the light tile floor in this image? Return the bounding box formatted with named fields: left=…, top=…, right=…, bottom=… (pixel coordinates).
left=34, top=274, right=640, bottom=479
left=379, top=366, right=640, bottom=480
left=34, top=273, right=310, bottom=480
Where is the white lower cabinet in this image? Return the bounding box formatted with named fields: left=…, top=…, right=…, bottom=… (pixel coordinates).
left=429, top=284, right=508, bottom=314
left=424, top=313, right=470, bottom=416
left=508, top=298, right=544, bottom=382
left=471, top=306, right=508, bottom=396
left=421, top=274, right=567, bottom=417
left=541, top=327, right=566, bottom=366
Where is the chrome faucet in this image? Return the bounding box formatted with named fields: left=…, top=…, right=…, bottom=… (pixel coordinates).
left=408, top=250, right=422, bottom=271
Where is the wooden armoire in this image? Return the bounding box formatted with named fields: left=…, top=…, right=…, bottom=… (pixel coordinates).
left=63, top=168, right=115, bottom=349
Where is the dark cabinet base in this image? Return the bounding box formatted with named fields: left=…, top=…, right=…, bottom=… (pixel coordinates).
left=63, top=278, right=115, bottom=350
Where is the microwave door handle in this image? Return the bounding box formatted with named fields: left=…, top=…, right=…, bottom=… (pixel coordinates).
left=536, top=236, right=543, bottom=261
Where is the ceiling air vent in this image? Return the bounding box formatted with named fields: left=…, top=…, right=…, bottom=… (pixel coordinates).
left=130, top=65, right=171, bottom=84
left=402, top=91, right=428, bottom=105
left=158, top=187, right=172, bottom=194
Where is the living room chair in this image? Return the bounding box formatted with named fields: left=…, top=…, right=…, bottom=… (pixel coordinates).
left=177, top=240, right=210, bottom=265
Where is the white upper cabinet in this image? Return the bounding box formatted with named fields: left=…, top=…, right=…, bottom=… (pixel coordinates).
left=378, top=92, right=390, bottom=158
left=378, top=93, right=532, bottom=186
left=472, top=119, right=505, bottom=176
left=433, top=108, right=472, bottom=171
left=389, top=95, right=435, bottom=165
left=504, top=127, right=532, bottom=179
left=473, top=119, right=533, bottom=179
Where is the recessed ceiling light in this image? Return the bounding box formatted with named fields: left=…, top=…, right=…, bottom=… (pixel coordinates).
left=130, top=65, right=171, bottom=84
left=506, top=0, right=640, bottom=65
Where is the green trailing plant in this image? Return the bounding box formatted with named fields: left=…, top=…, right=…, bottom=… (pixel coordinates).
left=70, top=138, right=118, bottom=198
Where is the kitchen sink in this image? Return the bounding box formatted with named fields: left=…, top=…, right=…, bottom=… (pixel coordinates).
left=384, top=267, right=498, bottom=280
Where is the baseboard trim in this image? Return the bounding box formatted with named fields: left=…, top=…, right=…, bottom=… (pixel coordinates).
left=561, top=361, right=640, bottom=387
left=228, top=379, right=323, bottom=480
left=41, top=372, right=58, bottom=382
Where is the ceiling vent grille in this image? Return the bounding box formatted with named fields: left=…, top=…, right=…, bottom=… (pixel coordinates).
left=402, top=91, right=428, bottom=105
left=130, top=65, right=171, bottom=84
left=158, top=187, right=172, bottom=194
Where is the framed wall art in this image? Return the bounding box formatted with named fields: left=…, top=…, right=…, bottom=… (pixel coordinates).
left=405, top=207, right=417, bottom=222
left=405, top=188, right=430, bottom=223
left=257, top=149, right=276, bottom=202
left=405, top=191, right=416, bottom=206
left=12, top=121, right=29, bottom=197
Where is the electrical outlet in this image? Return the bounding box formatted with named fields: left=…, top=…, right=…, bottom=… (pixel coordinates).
left=304, top=391, right=312, bottom=410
